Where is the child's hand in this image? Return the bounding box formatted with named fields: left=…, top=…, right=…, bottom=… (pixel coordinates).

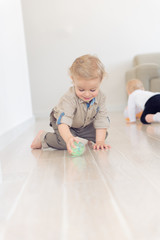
left=93, top=141, right=111, bottom=150
left=125, top=112, right=142, bottom=123
left=126, top=119, right=136, bottom=124
left=125, top=117, right=130, bottom=123
left=66, top=136, right=79, bottom=154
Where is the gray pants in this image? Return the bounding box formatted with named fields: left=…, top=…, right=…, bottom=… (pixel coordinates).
left=42, top=114, right=108, bottom=150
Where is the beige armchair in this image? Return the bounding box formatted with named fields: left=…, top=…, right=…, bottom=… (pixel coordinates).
left=126, top=53, right=160, bottom=92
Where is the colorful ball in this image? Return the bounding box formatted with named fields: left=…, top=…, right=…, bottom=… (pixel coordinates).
left=71, top=142, right=85, bottom=156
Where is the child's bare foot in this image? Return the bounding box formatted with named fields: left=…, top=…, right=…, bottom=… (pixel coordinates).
left=145, top=114, right=154, bottom=123
left=31, top=130, right=44, bottom=149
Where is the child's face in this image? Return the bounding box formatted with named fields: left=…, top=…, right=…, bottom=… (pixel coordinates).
left=73, top=76, right=101, bottom=102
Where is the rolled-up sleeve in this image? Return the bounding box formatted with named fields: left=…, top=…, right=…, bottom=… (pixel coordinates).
left=93, top=94, right=110, bottom=129
left=54, top=95, right=76, bottom=127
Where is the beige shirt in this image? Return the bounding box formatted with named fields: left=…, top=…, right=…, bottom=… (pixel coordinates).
left=52, top=87, right=110, bottom=129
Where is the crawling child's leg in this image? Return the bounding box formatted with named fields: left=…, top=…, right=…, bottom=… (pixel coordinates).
left=145, top=112, right=160, bottom=123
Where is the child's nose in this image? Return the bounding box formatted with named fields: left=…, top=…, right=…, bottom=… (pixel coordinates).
left=84, top=91, right=90, bottom=96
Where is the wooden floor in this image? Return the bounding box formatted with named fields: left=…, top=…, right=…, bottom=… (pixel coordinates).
left=1, top=112, right=160, bottom=240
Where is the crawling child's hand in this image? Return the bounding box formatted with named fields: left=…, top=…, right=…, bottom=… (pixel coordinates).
left=93, top=141, right=111, bottom=150
left=125, top=111, right=143, bottom=123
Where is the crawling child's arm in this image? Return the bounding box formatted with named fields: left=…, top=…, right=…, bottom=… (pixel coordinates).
left=58, top=124, right=79, bottom=153
left=93, top=128, right=111, bottom=150
left=124, top=106, right=142, bottom=123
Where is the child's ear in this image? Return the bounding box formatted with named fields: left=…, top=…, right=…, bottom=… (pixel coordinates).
left=127, top=89, right=131, bottom=95
left=71, top=76, right=75, bottom=84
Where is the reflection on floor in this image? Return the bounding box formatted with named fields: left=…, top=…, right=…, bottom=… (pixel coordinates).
left=1, top=112, right=160, bottom=240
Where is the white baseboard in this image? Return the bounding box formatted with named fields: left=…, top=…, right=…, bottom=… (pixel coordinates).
left=0, top=116, right=35, bottom=151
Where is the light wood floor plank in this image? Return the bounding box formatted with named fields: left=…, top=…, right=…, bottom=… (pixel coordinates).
left=90, top=145, right=160, bottom=240
left=65, top=181, right=130, bottom=240
left=3, top=150, right=64, bottom=240
left=64, top=151, right=131, bottom=240
left=1, top=114, right=160, bottom=239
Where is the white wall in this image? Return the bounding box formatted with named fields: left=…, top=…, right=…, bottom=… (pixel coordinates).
left=0, top=0, right=33, bottom=136
left=21, top=0, right=160, bottom=117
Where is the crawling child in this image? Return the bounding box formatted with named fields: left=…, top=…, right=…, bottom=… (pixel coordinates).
left=124, top=79, right=160, bottom=124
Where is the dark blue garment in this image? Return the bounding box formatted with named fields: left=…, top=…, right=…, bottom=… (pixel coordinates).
left=141, top=94, right=160, bottom=124
left=86, top=98, right=95, bottom=109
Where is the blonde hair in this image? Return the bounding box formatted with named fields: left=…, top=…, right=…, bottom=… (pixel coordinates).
left=69, top=54, right=106, bottom=80
left=126, top=79, right=144, bottom=94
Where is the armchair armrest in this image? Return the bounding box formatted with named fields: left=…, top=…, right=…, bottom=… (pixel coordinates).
left=126, top=63, right=160, bottom=91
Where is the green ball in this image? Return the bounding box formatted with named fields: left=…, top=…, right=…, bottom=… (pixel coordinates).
left=71, top=142, right=85, bottom=156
